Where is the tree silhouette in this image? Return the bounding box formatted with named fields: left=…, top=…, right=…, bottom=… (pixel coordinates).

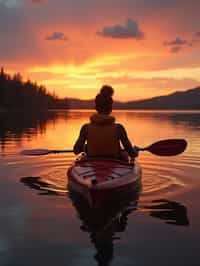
left=0, top=68, right=68, bottom=111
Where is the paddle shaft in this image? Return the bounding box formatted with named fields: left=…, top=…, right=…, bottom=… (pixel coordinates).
left=51, top=150, right=73, bottom=154
left=20, top=139, right=187, bottom=156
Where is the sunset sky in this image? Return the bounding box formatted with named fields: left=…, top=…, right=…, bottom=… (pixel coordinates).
left=1, top=0, right=200, bottom=101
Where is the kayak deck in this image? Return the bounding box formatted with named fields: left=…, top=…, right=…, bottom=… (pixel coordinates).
left=67, top=157, right=141, bottom=207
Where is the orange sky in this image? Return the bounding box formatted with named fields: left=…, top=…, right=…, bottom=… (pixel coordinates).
left=1, top=0, right=200, bottom=101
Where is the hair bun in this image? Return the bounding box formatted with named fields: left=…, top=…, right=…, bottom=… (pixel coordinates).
left=100, top=85, right=114, bottom=98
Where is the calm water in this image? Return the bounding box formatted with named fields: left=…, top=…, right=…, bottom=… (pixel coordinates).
left=0, top=110, right=200, bottom=266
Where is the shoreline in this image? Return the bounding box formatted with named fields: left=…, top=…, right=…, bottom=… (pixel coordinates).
left=1, top=108, right=200, bottom=113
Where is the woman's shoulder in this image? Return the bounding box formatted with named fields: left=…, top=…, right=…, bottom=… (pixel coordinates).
left=79, top=123, right=89, bottom=136
left=115, top=123, right=128, bottom=137
left=81, top=123, right=89, bottom=128
left=115, top=123, right=125, bottom=130
left=81, top=123, right=89, bottom=130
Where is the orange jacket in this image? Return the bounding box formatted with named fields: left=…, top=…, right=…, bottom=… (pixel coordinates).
left=87, top=114, right=121, bottom=158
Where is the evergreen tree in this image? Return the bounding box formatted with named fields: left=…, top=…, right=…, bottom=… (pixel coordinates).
left=0, top=68, right=68, bottom=110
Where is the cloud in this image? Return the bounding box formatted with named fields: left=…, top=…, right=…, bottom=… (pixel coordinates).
left=163, top=37, right=195, bottom=53
left=164, top=35, right=200, bottom=53
left=97, top=19, right=144, bottom=39
left=1, top=0, right=200, bottom=74
left=164, top=34, right=200, bottom=50
left=31, top=0, right=47, bottom=5
left=163, top=37, right=188, bottom=46
left=45, top=32, right=68, bottom=41
left=170, top=46, right=183, bottom=53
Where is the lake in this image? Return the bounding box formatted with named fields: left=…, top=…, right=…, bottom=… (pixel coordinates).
left=0, top=110, right=200, bottom=266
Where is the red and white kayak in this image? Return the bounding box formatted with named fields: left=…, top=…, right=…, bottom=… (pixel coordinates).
left=67, top=157, right=141, bottom=208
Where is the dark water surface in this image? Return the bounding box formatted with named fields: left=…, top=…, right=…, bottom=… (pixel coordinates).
left=0, top=110, right=200, bottom=266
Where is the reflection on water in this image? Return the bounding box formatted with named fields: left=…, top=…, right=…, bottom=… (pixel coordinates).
left=143, top=199, right=189, bottom=226
left=1, top=110, right=200, bottom=266
left=118, top=110, right=200, bottom=128
left=69, top=190, right=140, bottom=266
left=20, top=176, right=66, bottom=196
left=19, top=175, right=190, bottom=266
left=0, top=111, right=60, bottom=151
left=1, top=110, right=200, bottom=145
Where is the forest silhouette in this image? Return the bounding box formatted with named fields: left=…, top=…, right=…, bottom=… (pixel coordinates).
left=0, top=68, right=68, bottom=111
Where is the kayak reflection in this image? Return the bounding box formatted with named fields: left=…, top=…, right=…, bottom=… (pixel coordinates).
left=144, top=199, right=189, bottom=226
left=20, top=176, right=189, bottom=266
left=20, top=177, right=189, bottom=228
left=68, top=187, right=141, bottom=266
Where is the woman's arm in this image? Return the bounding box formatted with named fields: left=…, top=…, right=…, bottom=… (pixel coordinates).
left=117, top=124, right=138, bottom=157
left=73, top=124, right=88, bottom=155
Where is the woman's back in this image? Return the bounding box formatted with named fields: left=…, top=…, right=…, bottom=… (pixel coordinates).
left=87, top=113, right=121, bottom=158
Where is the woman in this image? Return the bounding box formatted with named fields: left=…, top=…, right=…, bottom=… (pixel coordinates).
left=73, top=85, right=138, bottom=160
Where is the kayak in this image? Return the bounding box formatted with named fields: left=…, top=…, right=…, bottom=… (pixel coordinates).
left=67, top=156, right=141, bottom=208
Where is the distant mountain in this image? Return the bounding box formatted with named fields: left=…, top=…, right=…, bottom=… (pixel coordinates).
left=67, top=87, right=200, bottom=110
left=66, top=98, right=95, bottom=109
left=125, top=87, right=200, bottom=109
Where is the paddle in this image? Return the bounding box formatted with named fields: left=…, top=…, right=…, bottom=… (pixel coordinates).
left=20, top=139, right=187, bottom=156
left=20, top=149, right=73, bottom=156
left=138, top=139, right=187, bottom=156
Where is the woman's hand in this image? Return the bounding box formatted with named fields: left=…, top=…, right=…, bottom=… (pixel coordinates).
left=132, top=146, right=139, bottom=157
